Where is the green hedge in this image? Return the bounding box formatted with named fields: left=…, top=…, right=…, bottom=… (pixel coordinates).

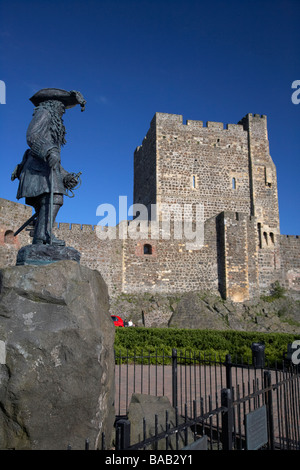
left=114, top=327, right=300, bottom=365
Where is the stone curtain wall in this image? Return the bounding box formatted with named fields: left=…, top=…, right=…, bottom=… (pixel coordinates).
left=0, top=199, right=32, bottom=267
left=279, top=235, right=300, bottom=291
left=0, top=199, right=124, bottom=297
left=121, top=215, right=219, bottom=295
left=52, top=223, right=124, bottom=298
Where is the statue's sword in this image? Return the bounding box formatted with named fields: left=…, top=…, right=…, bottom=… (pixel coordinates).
left=14, top=213, right=38, bottom=237
left=14, top=169, right=81, bottom=239
left=49, top=167, right=54, bottom=245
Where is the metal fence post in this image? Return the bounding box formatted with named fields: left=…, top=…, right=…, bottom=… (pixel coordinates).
left=264, top=370, right=275, bottom=450
left=115, top=419, right=131, bottom=450
left=221, top=388, right=233, bottom=450
left=225, top=354, right=232, bottom=391
left=172, top=348, right=178, bottom=409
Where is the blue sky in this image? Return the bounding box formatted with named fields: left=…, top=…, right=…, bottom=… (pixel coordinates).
left=0, top=0, right=299, bottom=235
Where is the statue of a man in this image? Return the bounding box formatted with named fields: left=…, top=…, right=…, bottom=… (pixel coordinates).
left=11, top=88, right=86, bottom=246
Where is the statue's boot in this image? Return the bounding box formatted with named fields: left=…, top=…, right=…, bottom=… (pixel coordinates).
left=50, top=234, right=65, bottom=246
left=32, top=195, right=65, bottom=246
left=32, top=199, right=48, bottom=244
left=50, top=201, right=65, bottom=246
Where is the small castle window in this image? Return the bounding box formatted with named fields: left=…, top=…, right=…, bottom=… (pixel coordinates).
left=257, top=223, right=262, bottom=248
left=263, top=232, right=268, bottom=245
left=144, top=244, right=152, bottom=255
left=270, top=232, right=275, bottom=244
left=265, top=166, right=272, bottom=187
left=4, top=230, right=14, bottom=244
left=232, top=177, right=236, bottom=189
left=191, top=174, right=198, bottom=189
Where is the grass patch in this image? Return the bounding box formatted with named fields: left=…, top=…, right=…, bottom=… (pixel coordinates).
left=260, top=281, right=287, bottom=303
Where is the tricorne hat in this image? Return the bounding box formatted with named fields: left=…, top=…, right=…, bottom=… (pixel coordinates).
left=29, top=88, right=86, bottom=111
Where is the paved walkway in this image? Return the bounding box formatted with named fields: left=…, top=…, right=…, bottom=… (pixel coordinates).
left=115, top=363, right=272, bottom=413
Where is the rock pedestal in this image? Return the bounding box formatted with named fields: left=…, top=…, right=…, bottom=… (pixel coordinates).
left=0, top=260, right=115, bottom=450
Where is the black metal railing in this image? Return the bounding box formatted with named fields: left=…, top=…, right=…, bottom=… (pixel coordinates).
left=67, top=347, right=300, bottom=450
left=114, top=349, right=277, bottom=416
left=114, top=349, right=300, bottom=450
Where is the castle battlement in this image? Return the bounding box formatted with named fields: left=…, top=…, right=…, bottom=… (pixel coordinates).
left=281, top=234, right=300, bottom=240
left=151, top=112, right=266, bottom=133
left=222, top=211, right=257, bottom=222
left=252, top=113, right=267, bottom=119
left=54, top=222, right=96, bottom=233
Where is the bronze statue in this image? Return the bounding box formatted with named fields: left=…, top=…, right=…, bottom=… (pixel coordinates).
left=12, top=88, right=85, bottom=246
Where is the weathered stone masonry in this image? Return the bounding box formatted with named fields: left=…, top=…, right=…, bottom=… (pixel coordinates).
left=0, top=112, right=299, bottom=303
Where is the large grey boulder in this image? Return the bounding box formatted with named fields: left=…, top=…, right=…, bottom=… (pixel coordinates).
left=0, top=260, right=115, bottom=450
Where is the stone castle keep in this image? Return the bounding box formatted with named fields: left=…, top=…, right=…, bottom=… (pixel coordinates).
left=1, top=112, right=299, bottom=304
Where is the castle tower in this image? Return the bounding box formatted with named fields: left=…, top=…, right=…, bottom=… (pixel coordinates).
left=134, top=112, right=281, bottom=301
left=238, top=113, right=280, bottom=241
left=134, top=112, right=280, bottom=233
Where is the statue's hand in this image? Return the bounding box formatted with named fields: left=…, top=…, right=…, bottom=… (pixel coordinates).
left=63, top=173, right=79, bottom=190
left=47, top=148, right=60, bottom=169
left=11, top=165, right=20, bottom=181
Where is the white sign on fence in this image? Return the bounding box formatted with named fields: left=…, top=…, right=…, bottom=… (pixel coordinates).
left=245, top=405, right=268, bottom=450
